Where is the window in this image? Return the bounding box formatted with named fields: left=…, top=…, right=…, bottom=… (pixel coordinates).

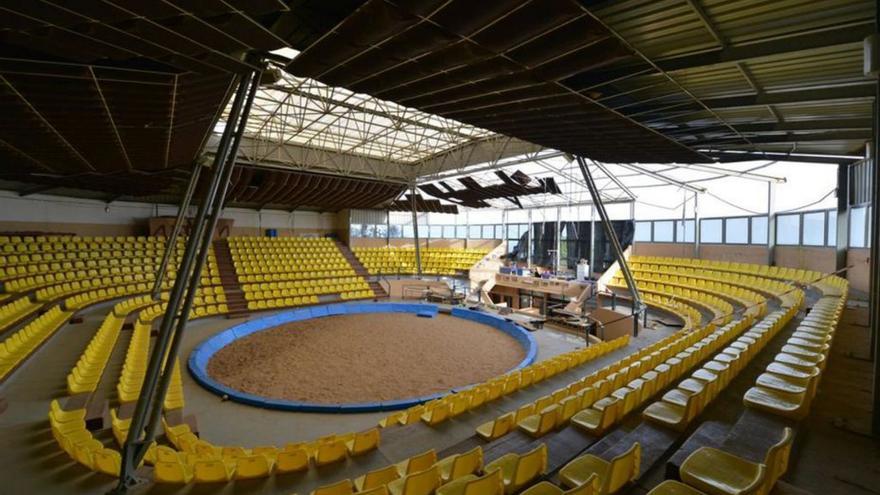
left=725, top=218, right=748, bottom=244
left=850, top=207, right=867, bottom=248
left=482, top=225, right=494, bottom=239
left=403, top=225, right=414, bottom=238
left=469, top=225, right=481, bottom=238
left=443, top=225, right=455, bottom=238
left=350, top=224, right=363, bottom=238
left=676, top=219, right=695, bottom=243
left=826, top=211, right=837, bottom=246
left=776, top=214, right=800, bottom=245
left=495, top=225, right=504, bottom=239
left=634, top=221, right=652, bottom=242
left=700, top=219, right=722, bottom=243
left=802, top=212, right=825, bottom=246
left=653, top=221, right=674, bottom=242
left=375, top=224, right=388, bottom=238
left=429, top=225, right=442, bottom=238
left=389, top=225, right=402, bottom=238
left=508, top=240, right=519, bottom=252
left=751, top=216, right=768, bottom=244
left=456, top=225, right=467, bottom=238
left=506, top=224, right=518, bottom=239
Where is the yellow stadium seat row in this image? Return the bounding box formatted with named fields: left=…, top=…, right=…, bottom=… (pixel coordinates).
left=244, top=281, right=371, bottom=301
left=247, top=295, right=320, bottom=310
left=146, top=420, right=381, bottom=483
left=629, top=256, right=847, bottom=292
left=743, top=293, right=846, bottom=420
left=0, top=305, right=71, bottom=380
left=642, top=308, right=796, bottom=431
left=0, top=295, right=41, bottom=331
left=377, top=336, right=627, bottom=432
left=622, top=271, right=768, bottom=317
left=237, top=270, right=357, bottom=283
left=608, top=278, right=737, bottom=326
left=353, top=247, right=487, bottom=276
left=49, top=399, right=122, bottom=476
left=67, top=303, right=144, bottom=394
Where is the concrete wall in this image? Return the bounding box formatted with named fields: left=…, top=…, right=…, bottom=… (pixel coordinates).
left=846, top=248, right=870, bottom=295
left=0, top=190, right=337, bottom=238
left=775, top=246, right=836, bottom=274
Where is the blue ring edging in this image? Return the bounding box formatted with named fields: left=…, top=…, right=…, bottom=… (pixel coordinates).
left=188, top=303, right=537, bottom=413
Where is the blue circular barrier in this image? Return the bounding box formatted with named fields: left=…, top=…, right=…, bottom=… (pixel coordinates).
left=188, top=302, right=538, bottom=413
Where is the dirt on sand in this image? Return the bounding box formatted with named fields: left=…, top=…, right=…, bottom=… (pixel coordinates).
left=207, top=313, right=526, bottom=404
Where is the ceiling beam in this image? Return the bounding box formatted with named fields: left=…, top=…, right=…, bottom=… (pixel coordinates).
left=566, top=21, right=874, bottom=90
left=615, top=163, right=707, bottom=193
left=693, top=130, right=871, bottom=146
left=703, top=150, right=862, bottom=165
left=631, top=83, right=876, bottom=118
left=665, top=118, right=874, bottom=137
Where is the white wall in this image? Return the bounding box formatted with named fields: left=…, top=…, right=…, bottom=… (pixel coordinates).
left=0, top=190, right=336, bottom=236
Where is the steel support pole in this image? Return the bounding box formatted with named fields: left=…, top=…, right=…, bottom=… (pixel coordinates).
left=151, top=164, right=202, bottom=298
left=112, top=70, right=255, bottom=493
left=871, top=25, right=880, bottom=434
left=141, top=67, right=262, bottom=449
left=694, top=192, right=701, bottom=258
left=836, top=163, right=850, bottom=272
left=767, top=182, right=777, bottom=265
left=577, top=157, right=643, bottom=336
left=589, top=206, right=596, bottom=277
left=527, top=209, right=533, bottom=267
left=410, top=186, right=422, bottom=276
left=556, top=206, right=562, bottom=272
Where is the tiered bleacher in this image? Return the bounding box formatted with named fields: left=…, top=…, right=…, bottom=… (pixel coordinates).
left=353, top=247, right=487, bottom=275
left=31, top=248, right=851, bottom=495
left=228, top=237, right=373, bottom=308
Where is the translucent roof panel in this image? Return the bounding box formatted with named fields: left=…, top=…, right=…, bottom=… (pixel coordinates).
left=221, top=61, right=496, bottom=166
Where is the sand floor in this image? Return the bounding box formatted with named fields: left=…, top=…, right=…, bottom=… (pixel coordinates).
left=206, top=313, right=526, bottom=404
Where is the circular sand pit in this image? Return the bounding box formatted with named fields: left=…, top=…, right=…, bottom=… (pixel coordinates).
left=189, top=304, right=536, bottom=412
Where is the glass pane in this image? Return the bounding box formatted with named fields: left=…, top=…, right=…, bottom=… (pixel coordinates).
left=389, top=225, right=402, bottom=238
left=350, top=224, right=362, bottom=238
left=849, top=207, right=865, bottom=247
left=725, top=218, right=748, bottom=244
left=676, top=220, right=695, bottom=243
left=495, top=225, right=504, bottom=239
left=826, top=211, right=836, bottom=246
left=375, top=224, right=387, bottom=238
left=700, top=219, right=722, bottom=243
left=443, top=225, right=455, bottom=238
left=429, top=225, right=442, bottom=238
left=482, top=225, right=493, bottom=239
left=469, top=225, right=481, bottom=238
left=456, top=225, right=467, bottom=238
left=634, top=221, right=652, bottom=242
left=403, top=225, right=414, bottom=238
left=508, top=240, right=519, bottom=252
left=802, top=212, right=825, bottom=246
left=506, top=224, right=518, bottom=238
left=776, top=214, right=800, bottom=245
left=653, top=221, right=673, bottom=242
left=751, top=216, right=768, bottom=244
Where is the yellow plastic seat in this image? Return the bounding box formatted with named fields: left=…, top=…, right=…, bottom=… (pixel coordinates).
left=314, top=439, right=348, bottom=466
left=436, top=446, right=483, bottom=483
left=312, top=478, right=355, bottom=495
left=422, top=402, right=452, bottom=426
left=742, top=379, right=817, bottom=420
left=476, top=412, right=514, bottom=441
left=193, top=458, right=236, bottom=482
left=346, top=428, right=380, bottom=455
left=680, top=428, right=793, bottom=495
left=571, top=398, right=621, bottom=435
left=559, top=442, right=640, bottom=494
left=646, top=480, right=707, bottom=494
left=518, top=404, right=559, bottom=438
left=93, top=448, right=122, bottom=476
left=356, top=465, right=401, bottom=492
left=395, top=449, right=437, bottom=477
left=387, top=465, right=440, bottom=495
left=234, top=454, right=275, bottom=479
left=484, top=443, right=547, bottom=494
left=154, top=459, right=194, bottom=483
left=436, top=467, right=504, bottom=495
left=276, top=447, right=309, bottom=473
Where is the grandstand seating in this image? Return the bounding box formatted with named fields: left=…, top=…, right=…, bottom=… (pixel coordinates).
left=10, top=244, right=851, bottom=495
left=353, top=247, right=487, bottom=276
left=228, top=237, right=374, bottom=306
